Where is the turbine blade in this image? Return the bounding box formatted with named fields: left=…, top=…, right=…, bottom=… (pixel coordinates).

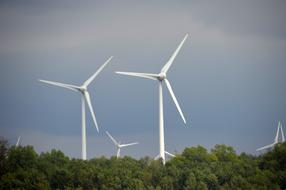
left=120, top=142, right=139, bottom=147
left=116, top=71, right=158, bottom=80
left=105, top=131, right=118, bottom=145
left=39, top=79, right=80, bottom=92
left=256, top=143, right=275, bottom=151
left=161, top=34, right=188, bottom=74
left=83, top=56, right=113, bottom=87
left=16, top=136, right=21, bottom=147
left=280, top=122, right=285, bottom=142
left=164, top=79, right=186, bottom=124
left=84, top=91, right=99, bottom=132
left=165, top=151, right=175, bottom=157
left=275, top=122, right=280, bottom=143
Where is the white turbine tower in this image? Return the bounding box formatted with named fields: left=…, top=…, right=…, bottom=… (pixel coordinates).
left=116, top=34, right=188, bottom=164
left=256, top=121, right=285, bottom=152
left=16, top=136, right=21, bottom=147
left=105, top=131, right=139, bottom=158
left=39, top=56, right=113, bottom=160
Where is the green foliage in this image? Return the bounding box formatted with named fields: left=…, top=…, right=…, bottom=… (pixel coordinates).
left=0, top=138, right=285, bottom=190
left=0, top=137, right=9, bottom=177
left=7, top=145, right=38, bottom=171
left=258, top=142, right=286, bottom=189
left=0, top=169, right=50, bottom=190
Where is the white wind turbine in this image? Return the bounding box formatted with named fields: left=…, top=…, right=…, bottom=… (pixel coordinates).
left=256, top=121, right=285, bottom=152
left=116, top=34, right=188, bottom=164
left=105, top=131, right=139, bottom=158
left=39, top=56, right=113, bottom=160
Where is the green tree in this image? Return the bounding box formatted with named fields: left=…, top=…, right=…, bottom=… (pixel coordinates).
left=0, top=137, right=9, bottom=177
left=0, top=136, right=285, bottom=190
left=259, top=142, right=286, bottom=189
left=38, top=149, right=71, bottom=189
left=7, top=145, right=38, bottom=171
left=0, top=169, right=50, bottom=190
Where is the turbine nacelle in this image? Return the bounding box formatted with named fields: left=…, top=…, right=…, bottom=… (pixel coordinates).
left=79, top=86, right=87, bottom=93
left=117, top=141, right=121, bottom=148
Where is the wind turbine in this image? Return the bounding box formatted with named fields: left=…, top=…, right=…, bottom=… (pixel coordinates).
left=116, top=34, right=188, bottom=164
left=256, top=121, right=285, bottom=152
left=39, top=56, right=113, bottom=160
left=16, top=136, right=21, bottom=147
left=105, top=131, right=139, bottom=158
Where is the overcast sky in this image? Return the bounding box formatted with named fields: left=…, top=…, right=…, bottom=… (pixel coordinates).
left=1, top=0, right=286, bottom=159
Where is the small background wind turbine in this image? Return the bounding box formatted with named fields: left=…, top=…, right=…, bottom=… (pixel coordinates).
left=39, top=56, right=113, bottom=160
left=105, top=131, right=138, bottom=158
left=116, top=34, right=188, bottom=164
left=256, top=121, right=285, bottom=152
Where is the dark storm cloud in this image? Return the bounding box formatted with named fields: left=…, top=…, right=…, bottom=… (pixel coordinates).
left=0, top=0, right=286, bottom=158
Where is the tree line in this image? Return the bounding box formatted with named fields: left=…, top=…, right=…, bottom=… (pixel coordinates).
left=0, top=138, right=285, bottom=190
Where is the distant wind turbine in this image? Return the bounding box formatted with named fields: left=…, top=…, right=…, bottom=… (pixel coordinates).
left=39, top=56, right=113, bottom=160
left=116, top=34, right=189, bottom=164
left=256, top=121, right=285, bottom=152
left=16, top=136, right=21, bottom=147
left=106, top=131, right=138, bottom=158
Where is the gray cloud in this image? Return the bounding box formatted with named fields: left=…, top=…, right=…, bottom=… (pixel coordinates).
left=188, top=1, right=286, bottom=38
left=1, top=1, right=285, bottom=54
left=0, top=1, right=286, bottom=158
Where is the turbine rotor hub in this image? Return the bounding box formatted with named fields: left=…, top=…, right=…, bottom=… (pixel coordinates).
left=158, top=73, right=166, bottom=81
left=80, top=85, right=87, bottom=91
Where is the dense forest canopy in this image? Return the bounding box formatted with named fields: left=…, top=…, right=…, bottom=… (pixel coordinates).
left=0, top=138, right=285, bottom=190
